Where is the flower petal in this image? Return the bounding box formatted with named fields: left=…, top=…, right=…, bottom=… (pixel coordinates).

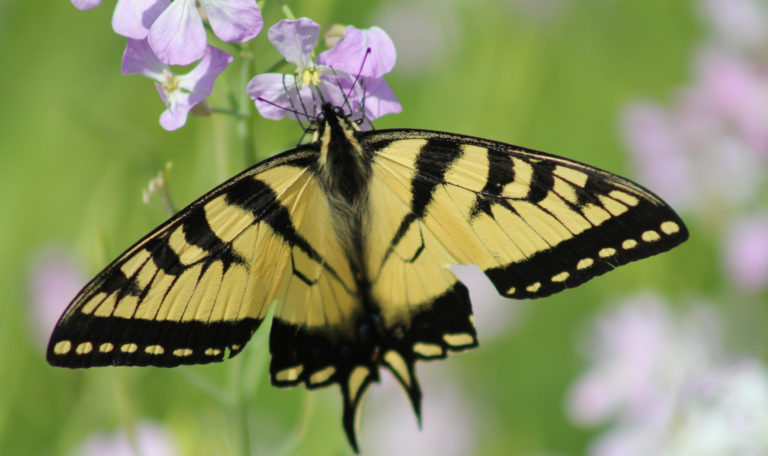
left=247, top=73, right=303, bottom=120
left=361, top=76, right=402, bottom=120
left=157, top=82, right=191, bottom=131
left=112, top=0, right=169, bottom=39
left=71, top=0, right=101, bottom=10
left=178, top=46, right=234, bottom=108
left=199, top=0, right=263, bottom=43
left=149, top=0, right=206, bottom=65
left=318, top=26, right=396, bottom=78
left=268, top=18, right=320, bottom=69
left=121, top=38, right=167, bottom=81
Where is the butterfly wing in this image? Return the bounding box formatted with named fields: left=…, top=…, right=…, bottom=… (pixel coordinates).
left=365, top=129, right=687, bottom=298
left=359, top=128, right=687, bottom=412
left=47, top=147, right=359, bottom=370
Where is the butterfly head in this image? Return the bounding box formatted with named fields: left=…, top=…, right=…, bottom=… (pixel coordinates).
left=314, top=102, right=370, bottom=201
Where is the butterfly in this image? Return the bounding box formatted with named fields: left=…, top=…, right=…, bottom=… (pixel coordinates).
left=48, top=103, right=687, bottom=452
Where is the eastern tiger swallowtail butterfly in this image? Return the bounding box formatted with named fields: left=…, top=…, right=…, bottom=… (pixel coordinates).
left=48, top=103, right=687, bottom=452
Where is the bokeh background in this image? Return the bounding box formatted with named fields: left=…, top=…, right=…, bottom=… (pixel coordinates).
left=2, top=0, right=767, bottom=454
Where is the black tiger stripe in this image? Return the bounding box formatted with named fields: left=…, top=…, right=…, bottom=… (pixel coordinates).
left=181, top=208, right=246, bottom=271
left=471, top=149, right=517, bottom=218
left=98, top=268, right=141, bottom=296
left=224, top=177, right=321, bottom=261
left=143, top=237, right=185, bottom=276
left=411, top=138, right=462, bottom=217
left=526, top=160, right=556, bottom=204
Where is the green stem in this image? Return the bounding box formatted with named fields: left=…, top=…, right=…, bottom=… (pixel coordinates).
left=239, top=42, right=257, bottom=166
left=281, top=2, right=297, bottom=20
left=211, top=107, right=249, bottom=118
left=277, top=391, right=315, bottom=456
left=114, top=370, right=142, bottom=456
left=229, top=357, right=252, bottom=456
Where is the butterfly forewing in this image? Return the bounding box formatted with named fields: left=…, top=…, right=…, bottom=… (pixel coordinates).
left=47, top=148, right=345, bottom=368
left=364, top=129, right=688, bottom=301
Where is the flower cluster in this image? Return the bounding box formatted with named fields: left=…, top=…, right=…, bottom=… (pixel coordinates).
left=247, top=17, right=400, bottom=129
left=71, top=0, right=263, bottom=130
left=72, top=0, right=401, bottom=130
left=69, top=2, right=400, bottom=131
left=72, top=0, right=262, bottom=65
left=567, top=294, right=768, bottom=455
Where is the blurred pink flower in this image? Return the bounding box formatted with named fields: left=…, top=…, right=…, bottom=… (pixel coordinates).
left=76, top=421, right=177, bottom=456
left=568, top=294, right=768, bottom=455
left=695, top=47, right=768, bottom=154
left=567, top=294, right=721, bottom=427
left=621, top=45, right=767, bottom=212
left=27, top=246, right=85, bottom=348
left=723, top=212, right=768, bottom=291
left=700, top=0, right=768, bottom=51
left=662, top=360, right=768, bottom=454
left=70, top=0, right=102, bottom=10
left=620, top=102, right=695, bottom=209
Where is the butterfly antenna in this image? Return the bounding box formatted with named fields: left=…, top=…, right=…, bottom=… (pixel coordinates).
left=358, top=78, right=372, bottom=129
left=349, top=47, right=373, bottom=126
left=347, top=47, right=372, bottom=102
left=327, top=65, right=354, bottom=118
left=256, top=97, right=310, bottom=124
left=281, top=74, right=311, bottom=131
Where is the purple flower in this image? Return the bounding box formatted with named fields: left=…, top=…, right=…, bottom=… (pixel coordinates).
left=112, top=0, right=169, bottom=40
left=121, top=39, right=233, bottom=130
left=75, top=0, right=261, bottom=66
left=317, top=26, right=396, bottom=78
left=71, top=0, right=102, bottom=10
left=567, top=294, right=722, bottom=427
left=247, top=18, right=400, bottom=127
left=700, top=0, right=768, bottom=51
left=565, top=295, right=768, bottom=455
left=666, top=360, right=768, bottom=454
left=621, top=47, right=767, bottom=213
left=149, top=0, right=263, bottom=65
left=723, top=213, right=768, bottom=291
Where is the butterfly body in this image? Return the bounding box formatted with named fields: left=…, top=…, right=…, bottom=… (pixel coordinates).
left=48, top=104, right=687, bottom=452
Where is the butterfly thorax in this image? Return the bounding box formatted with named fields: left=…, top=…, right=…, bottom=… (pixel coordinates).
left=314, top=104, right=378, bottom=314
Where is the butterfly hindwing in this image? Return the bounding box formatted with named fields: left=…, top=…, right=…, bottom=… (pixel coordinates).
left=365, top=129, right=688, bottom=301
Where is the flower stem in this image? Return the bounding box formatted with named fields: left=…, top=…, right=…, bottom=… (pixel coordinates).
left=280, top=2, right=296, bottom=20
left=239, top=43, right=257, bottom=166
left=228, top=356, right=252, bottom=456
left=211, top=107, right=249, bottom=118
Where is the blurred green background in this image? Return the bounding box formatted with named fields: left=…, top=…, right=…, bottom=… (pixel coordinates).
left=0, top=0, right=713, bottom=455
